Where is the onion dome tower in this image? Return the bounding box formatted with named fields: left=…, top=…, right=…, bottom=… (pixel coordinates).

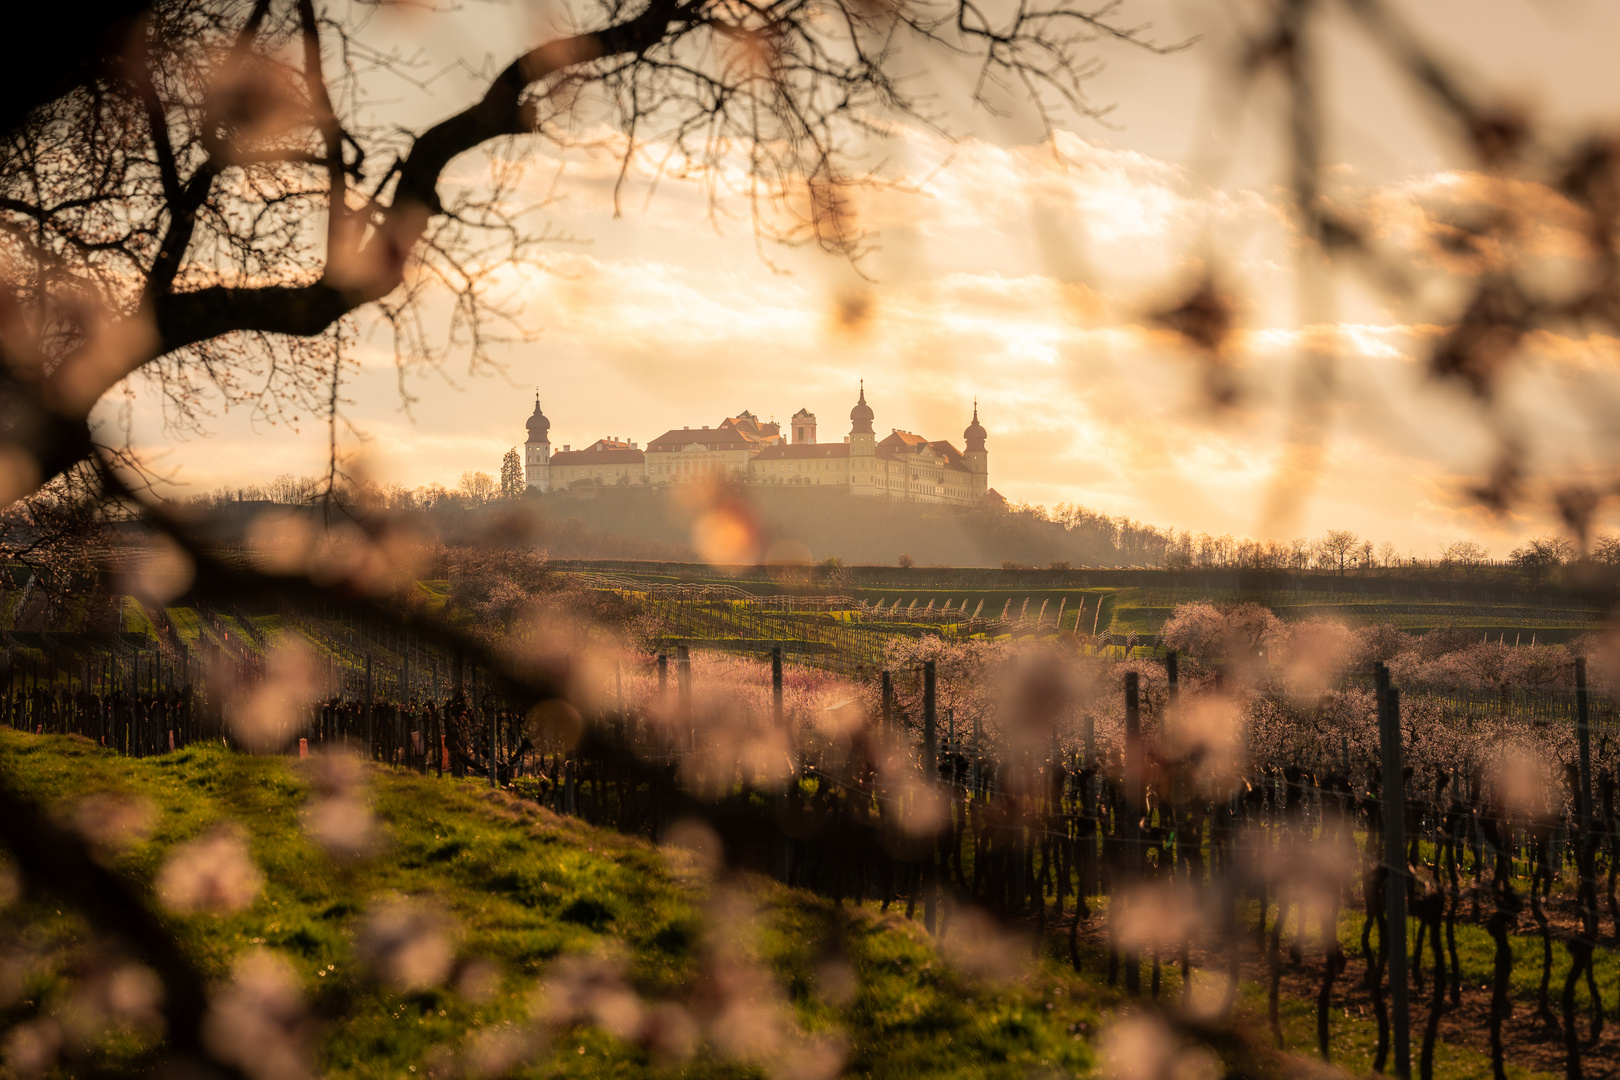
left=848, top=380, right=877, bottom=488
left=849, top=380, right=875, bottom=435
left=524, top=393, right=552, bottom=492
left=963, top=399, right=988, bottom=495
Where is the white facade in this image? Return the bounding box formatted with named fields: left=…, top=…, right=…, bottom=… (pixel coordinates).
left=523, top=398, right=552, bottom=492
left=520, top=387, right=989, bottom=503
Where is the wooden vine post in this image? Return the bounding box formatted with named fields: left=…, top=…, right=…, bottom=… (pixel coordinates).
left=1576, top=657, right=1596, bottom=931
left=772, top=646, right=784, bottom=729
left=676, top=644, right=692, bottom=729
left=1123, top=670, right=1143, bottom=996
left=923, top=659, right=938, bottom=934
left=365, top=653, right=374, bottom=761
left=1376, top=662, right=1411, bottom=1080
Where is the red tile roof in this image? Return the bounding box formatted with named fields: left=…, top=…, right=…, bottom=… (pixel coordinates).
left=880, top=430, right=930, bottom=450
left=646, top=427, right=759, bottom=451
left=873, top=432, right=971, bottom=471
left=551, top=447, right=645, bottom=466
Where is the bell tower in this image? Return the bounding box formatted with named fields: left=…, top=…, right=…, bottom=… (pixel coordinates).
left=963, top=399, right=988, bottom=497
left=524, top=394, right=552, bottom=492
left=848, top=381, right=875, bottom=454
left=848, top=380, right=877, bottom=494
left=791, top=407, right=817, bottom=444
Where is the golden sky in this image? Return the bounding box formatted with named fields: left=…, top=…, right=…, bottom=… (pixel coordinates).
left=106, top=0, right=1620, bottom=559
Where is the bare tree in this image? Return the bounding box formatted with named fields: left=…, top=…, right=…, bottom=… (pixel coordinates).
left=264, top=473, right=319, bottom=505
left=0, top=0, right=1176, bottom=514
left=457, top=470, right=498, bottom=506
left=1441, top=539, right=1490, bottom=580
left=1510, top=535, right=1573, bottom=589
left=1318, top=529, right=1358, bottom=575
left=1288, top=537, right=1312, bottom=571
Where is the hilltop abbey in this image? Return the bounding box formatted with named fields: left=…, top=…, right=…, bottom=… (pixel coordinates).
left=522, top=385, right=993, bottom=505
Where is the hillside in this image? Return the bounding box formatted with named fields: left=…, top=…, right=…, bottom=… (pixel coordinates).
left=513, top=487, right=1124, bottom=568
left=1, top=733, right=1590, bottom=1080
left=0, top=733, right=1111, bottom=1080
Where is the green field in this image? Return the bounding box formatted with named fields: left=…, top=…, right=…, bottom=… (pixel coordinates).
left=564, top=563, right=1606, bottom=644
left=1, top=732, right=1120, bottom=1080
left=1106, top=584, right=1604, bottom=643
left=3, top=733, right=1594, bottom=1079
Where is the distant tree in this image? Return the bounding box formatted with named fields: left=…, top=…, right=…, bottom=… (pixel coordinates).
left=1160, top=601, right=1225, bottom=660
left=1319, top=530, right=1359, bottom=575
left=457, top=471, right=498, bottom=506
left=374, top=483, right=418, bottom=511
left=500, top=449, right=525, bottom=500
left=1376, top=540, right=1397, bottom=568
left=264, top=473, right=319, bottom=505
left=419, top=482, right=451, bottom=512
left=1160, top=600, right=1279, bottom=661
left=897, top=554, right=915, bottom=569
left=1509, top=535, right=1573, bottom=588
left=1592, top=534, right=1620, bottom=566
left=1049, top=559, right=1071, bottom=571
left=1441, top=539, right=1490, bottom=579
left=1358, top=540, right=1375, bottom=569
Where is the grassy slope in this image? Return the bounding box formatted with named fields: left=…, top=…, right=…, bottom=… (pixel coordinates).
left=2, top=734, right=1586, bottom=1079
left=0, top=733, right=1111, bottom=1079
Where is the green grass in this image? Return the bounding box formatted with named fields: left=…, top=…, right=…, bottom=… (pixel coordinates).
left=4, top=733, right=1593, bottom=1078
left=121, top=596, right=158, bottom=638
left=0, top=733, right=1118, bottom=1079
left=1106, top=584, right=1603, bottom=641
left=164, top=605, right=204, bottom=644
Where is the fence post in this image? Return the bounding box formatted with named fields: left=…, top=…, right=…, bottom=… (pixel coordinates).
left=1165, top=649, right=1179, bottom=708
left=923, top=658, right=938, bottom=935
left=365, top=654, right=374, bottom=760
left=676, top=644, right=691, bottom=727
left=881, top=670, right=892, bottom=735
left=923, top=661, right=937, bottom=783
left=1164, top=648, right=1181, bottom=873
left=1576, top=657, right=1596, bottom=934
left=1377, top=665, right=1411, bottom=1080
left=772, top=647, right=785, bottom=729
left=1123, top=670, right=1142, bottom=996
left=490, top=700, right=498, bottom=789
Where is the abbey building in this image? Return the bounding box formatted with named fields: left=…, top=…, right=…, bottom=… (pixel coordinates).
left=521, top=385, right=992, bottom=505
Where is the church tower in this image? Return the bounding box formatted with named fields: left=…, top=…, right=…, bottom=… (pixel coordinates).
left=963, top=399, right=988, bottom=497
left=849, top=381, right=877, bottom=494
left=791, top=408, right=817, bottom=444
left=524, top=395, right=552, bottom=492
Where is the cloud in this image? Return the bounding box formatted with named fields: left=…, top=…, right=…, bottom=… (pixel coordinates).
left=97, top=116, right=1620, bottom=554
